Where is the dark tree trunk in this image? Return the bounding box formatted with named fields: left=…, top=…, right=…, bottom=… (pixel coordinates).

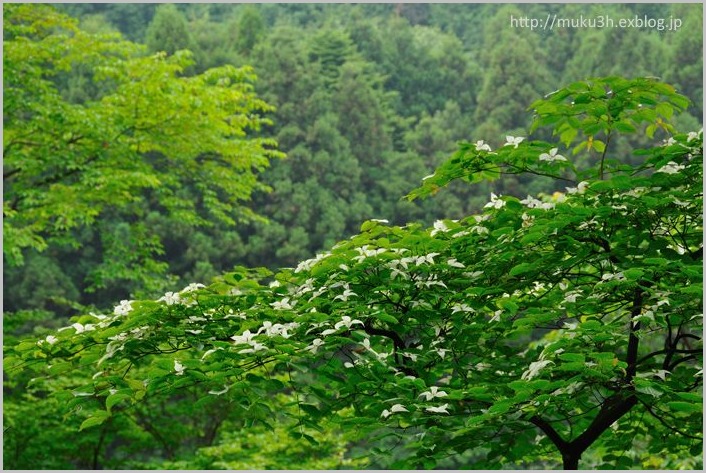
left=562, top=452, right=580, bottom=470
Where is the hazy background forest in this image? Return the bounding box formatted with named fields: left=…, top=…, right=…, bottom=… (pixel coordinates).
left=5, top=2, right=703, bottom=317
left=3, top=2, right=703, bottom=469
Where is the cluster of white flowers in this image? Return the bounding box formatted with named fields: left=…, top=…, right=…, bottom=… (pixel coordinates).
left=687, top=129, right=701, bottom=142
left=566, top=181, right=589, bottom=195
left=520, top=195, right=555, bottom=210
left=415, top=274, right=448, bottom=289
left=469, top=225, right=490, bottom=235
left=257, top=321, right=299, bottom=338
left=113, top=299, right=133, bottom=316
left=181, top=283, right=205, bottom=293
left=577, top=217, right=599, bottom=231
left=353, top=245, right=387, bottom=263
left=295, top=252, right=331, bottom=273
left=655, top=161, right=686, bottom=174
left=231, top=330, right=256, bottom=345
left=451, top=303, right=475, bottom=314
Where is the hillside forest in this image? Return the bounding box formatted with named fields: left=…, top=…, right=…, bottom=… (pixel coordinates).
left=3, top=2, right=704, bottom=470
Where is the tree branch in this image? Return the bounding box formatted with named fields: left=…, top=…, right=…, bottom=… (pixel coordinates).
left=569, top=391, right=637, bottom=455
left=638, top=398, right=703, bottom=440
left=530, top=415, right=568, bottom=451
left=626, top=284, right=647, bottom=382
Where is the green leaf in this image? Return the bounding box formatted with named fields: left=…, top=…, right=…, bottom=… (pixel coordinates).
left=558, top=353, right=585, bottom=363
left=674, top=392, right=703, bottom=403
left=579, top=320, right=602, bottom=331
left=106, top=392, right=131, bottom=412
left=509, top=262, right=535, bottom=277
left=614, top=121, right=637, bottom=134
left=623, top=268, right=645, bottom=281
left=79, top=410, right=110, bottom=431
left=488, top=399, right=514, bottom=415
left=376, top=313, right=399, bottom=324
left=48, top=362, right=74, bottom=375
left=666, top=401, right=702, bottom=413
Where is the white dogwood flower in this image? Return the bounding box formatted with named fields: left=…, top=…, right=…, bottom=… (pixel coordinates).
left=484, top=192, right=505, bottom=209
left=181, top=283, right=205, bottom=293
left=539, top=148, right=567, bottom=162
left=566, top=181, right=589, bottom=194
left=446, top=258, right=465, bottom=268
left=431, top=220, right=450, bottom=236
left=334, top=315, right=364, bottom=331
left=419, top=386, right=448, bottom=401
left=334, top=288, right=358, bottom=302
left=425, top=403, right=450, bottom=414
left=159, top=291, right=181, bottom=306
left=39, top=335, right=58, bottom=346
left=231, top=330, right=256, bottom=345
left=521, top=360, right=553, bottom=380
left=655, top=161, right=685, bottom=174
left=113, top=299, right=133, bottom=316
left=270, top=297, right=293, bottom=310
left=307, top=338, right=324, bottom=354
left=504, top=135, right=525, bottom=148
left=475, top=140, right=492, bottom=151
left=381, top=403, right=409, bottom=418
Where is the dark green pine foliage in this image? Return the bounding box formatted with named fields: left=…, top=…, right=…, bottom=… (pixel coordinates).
left=145, top=3, right=193, bottom=55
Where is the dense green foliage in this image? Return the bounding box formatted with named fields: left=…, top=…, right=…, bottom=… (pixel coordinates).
left=3, top=4, right=281, bottom=309
left=3, top=3, right=703, bottom=470
left=5, top=73, right=703, bottom=468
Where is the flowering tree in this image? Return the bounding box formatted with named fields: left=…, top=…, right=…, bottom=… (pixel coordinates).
left=6, top=77, right=702, bottom=469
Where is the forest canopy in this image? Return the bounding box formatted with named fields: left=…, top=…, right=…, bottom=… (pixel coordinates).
left=3, top=3, right=703, bottom=470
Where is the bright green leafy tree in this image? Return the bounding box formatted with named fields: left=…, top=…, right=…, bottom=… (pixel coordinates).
left=6, top=74, right=702, bottom=471
left=3, top=4, right=282, bottom=299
